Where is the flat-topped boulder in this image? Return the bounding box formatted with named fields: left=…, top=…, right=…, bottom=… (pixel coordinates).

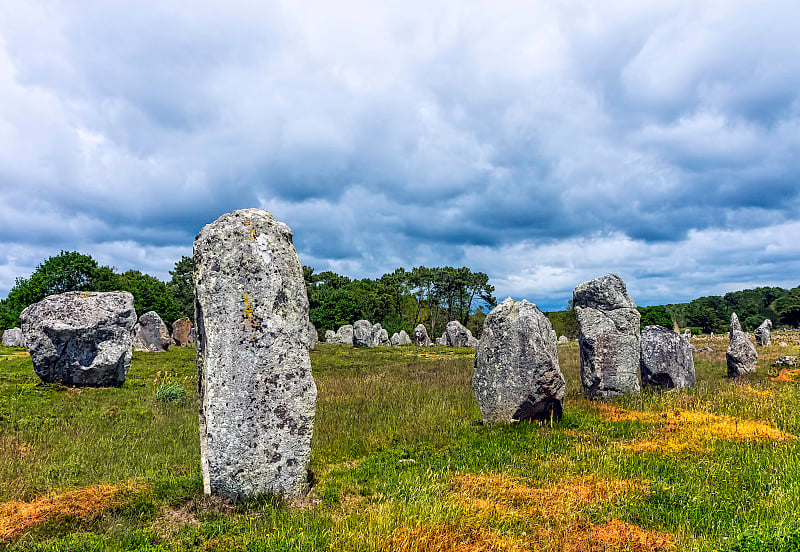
left=754, top=319, right=772, bottom=346
left=640, top=325, right=695, bottom=389
left=727, top=313, right=757, bottom=377
left=172, top=317, right=192, bottom=346
left=1, top=327, right=24, bottom=347
left=574, top=274, right=641, bottom=398
left=473, top=298, right=565, bottom=424
left=133, top=311, right=172, bottom=352
left=194, top=208, right=316, bottom=501
left=20, top=291, right=136, bottom=387
left=413, top=324, right=431, bottom=346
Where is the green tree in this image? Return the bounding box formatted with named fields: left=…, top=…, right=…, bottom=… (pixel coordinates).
left=638, top=305, right=673, bottom=329
left=167, top=256, right=195, bottom=319
left=115, top=270, right=180, bottom=327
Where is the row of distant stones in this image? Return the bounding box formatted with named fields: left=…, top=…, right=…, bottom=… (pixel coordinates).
left=3, top=208, right=797, bottom=504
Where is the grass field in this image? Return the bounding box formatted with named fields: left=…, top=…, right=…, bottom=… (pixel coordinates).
left=1, top=333, right=799, bottom=551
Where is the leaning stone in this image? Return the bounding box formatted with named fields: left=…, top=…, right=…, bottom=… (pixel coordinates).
left=558, top=335, right=568, bottom=343
left=172, top=317, right=192, bottom=346
left=754, top=319, right=772, bottom=346
left=640, top=325, right=695, bottom=389
left=307, top=321, right=318, bottom=349
left=726, top=313, right=757, bottom=377
left=20, top=291, right=136, bottom=387
left=353, top=320, right=374, bottom=347
left=413, top=324, right=432, bottom=347
left=574, top=274, right=641, bottom=398
left=391, top=330, right=412, bottom=346
left=776, top=356, right=797, bottom=366
left=473, top=298, right=565, bottom=424
left=133, top=311, right=172, bottom=352
left=194, top=208, right=316, bottom=501
left=1, top=327, right=24, bottom=347
left=446, top=320, right=474, bottom=347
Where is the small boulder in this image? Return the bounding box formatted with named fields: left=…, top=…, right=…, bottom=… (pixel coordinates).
left=776, top=356, right=797, bottom=366
left=353, top=320, right=374, bottom=347
left=2, top=327, right=24, bottom=347
left=172, top=317, right=193, bottom=346
left=558, top=335, right=568, bottom=343
left=391, top=330, right=412, bottom=346
left=727, top=313, right=758, bottom=377
left=473, top=298, right=565, bottom=424
left=640, top=325, right=695, bottom=389
left=574, top=274, right=641, bottom=398
left=324, top=330, right=336, bottom=343
left=780, top=342, right=788, bottom=347
left=436, top=334, right=447, bottom=346
left=335, top=324, right=354, bottom=345
left=413, top=324, right=432, bottom=347
left=20, top=291, right=136, bottom=387
left=133, top=311, right=172, bottom=352
left=754, top=319, right=772, bottom=346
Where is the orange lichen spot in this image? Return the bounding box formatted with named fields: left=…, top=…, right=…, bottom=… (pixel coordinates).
left=0, top=482, right=143, bottom=540
left=241, top=295, right=261, bottom=329
left=771, top=369, right=799, bottom=382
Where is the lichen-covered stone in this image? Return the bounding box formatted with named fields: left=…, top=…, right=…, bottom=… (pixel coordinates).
left=445, top=320, right=475, bottom=347
left=307, top=321, right=318, bottom=349
left=640, top=325, right=695, bottom=389
left=353, top=320, right=373, bottom=347
left=133, top=311, right=172, bottom=352
left=727, top=313, right=757, bottom=377
left=334, top=324, right=353, bottom=345
left=413, top=324, right=432, bottom=346
left=574, top=274, right=641, bottom=398
left=754, top=319, right=772, bottom=346
left=473, top=298, right=565, bottom=424
left=391, top=330, right=412, bottom=346
left=324, top=330, right=336, bottom=343
left=194, top=208, right=316, bottom=501
left=20, top=291, right=136, bottom=387
left=374, top=324, right=390, bottom=346
left=776, top=356, right=797, bottom=366
left=172, top=317, right=192, bottom=346
left=1, top=327, right=24, bottom=347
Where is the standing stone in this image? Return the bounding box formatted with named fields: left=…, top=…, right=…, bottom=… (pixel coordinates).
left=188, top=326, right=197, bottom=346
left=640, top=325, right=695, bottom=389
left=754, top=319, right=772, bottom=346
left=20, top=291, right=136, bottom=387
left=334, top=324, right=353, bottom=345
left=2, top=327, right=24, bottom=347
left=133, top=311, right=172, bottom=352
left=307, top=321, right=318, bottom=349
left=373, top=323, right=390, bottom=346
left=172, top=317, right=193, bottom=346
left=473, top=298, right=565, bottom=424
left=558, top=335, right=568, bottom=343
left=353, top=320, right=374, bottom=347
left=194, top=208, right=316, bottom=501
left=436, top=333, right=447, bottom=346
left=324, top=330, right=336, bottom=343
left=391, top=330, right=412, bottom=346
left=445, top=320, right=475, bottom=347
left=726, top=313, right=757, bottom=377
left=413, top=324, right=432, bottom=347
left=574, top=274, right=641, bottom=399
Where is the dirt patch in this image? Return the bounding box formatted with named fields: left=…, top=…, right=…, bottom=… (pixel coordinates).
left=563, top=519, right=677, bottom=552
left=386, top=524, right=528, bottom=552
left=0, top=435, right=33, bottom=458
left=0, top=352, right=29, bottom=362
left=771, top=369, right=799, bottom=383
left=0, top=481, right=144, bottom=540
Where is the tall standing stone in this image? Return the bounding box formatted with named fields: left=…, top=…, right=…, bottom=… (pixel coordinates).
left=473, top=298, right=566, bottom=423
left=640, top=325, right=695, bottom=389
left=353, top=320, right=374, bottom=347
left=373, top=323, right=390, bottom=346
left=2, top=327, right=24, bottom=347
left=727, top=312, right=757, bottom=377
left=446, top=320, right=474, bottom=347
left=172, top=317, right=193, bottom=346
left=194, top=209, right=316, bottom=501
left=133, top=311, right=172, bottom=352
left=574, top=274, right=641, bottom=398
left=413, top=324, right=432, bottom=346
left=754, top=319, right=772, bottom=346
left=20, top=291, right=136, bottom=387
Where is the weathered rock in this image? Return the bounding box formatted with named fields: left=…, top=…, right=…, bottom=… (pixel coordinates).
left=133, top=311, right=172, bottom=352
left=324, top=330, right=336, bottom=343
left=754, top=319, right=772, bottom=346
left=683, top=329, right=691, bottom=339
left=188, top=326, right=197, bottom=345
left=172, top=317, right=193, bottom=346
left=436, top=333, right=447, bottom=346
left=473, top=298, right=565, bottom=424
left=391, top=330, right=412, bottom=346
left=20, top=291, right=136, bottom=387
left=307, top=321, right=318, bottom=349
left=194, top=208, right=316, bottom=501
left=467, top=333, right=479, bottom=347
left=1, top=327, right=24, bottom=347
left=558, top=335, right=568, bottom=343
left=776, top=356, right=797, bottom=366
left=445, top=320, right=474, bottom=347
left=726, top=313, right=758, bottom=377
left=374, top=324, right=390, bottom=347
left=640, top=325, right=695, bottom=389
left=334, top=324, right=353, bottom=345
left=353, top=320, right=374, bottom=347
left=413, top=324, right=432, bottom=347
left=573, top=274, right=641, bottom=398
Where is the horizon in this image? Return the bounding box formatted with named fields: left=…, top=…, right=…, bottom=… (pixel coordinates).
left=2, top=2, right=800, bottom=311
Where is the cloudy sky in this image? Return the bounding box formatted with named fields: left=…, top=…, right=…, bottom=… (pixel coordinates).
left=1, top=1, right=799, bottom=310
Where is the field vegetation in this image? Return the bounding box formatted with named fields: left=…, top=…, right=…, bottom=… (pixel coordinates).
left=1, top=332, right=799, bottom=551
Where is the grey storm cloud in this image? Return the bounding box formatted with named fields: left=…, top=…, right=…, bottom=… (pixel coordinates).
left=1, top=1, right=799, bottom=309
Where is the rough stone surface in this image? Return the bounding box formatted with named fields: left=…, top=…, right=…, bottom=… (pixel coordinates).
left=573, top=274, right=641, bottom=399
left=324, top=330, right=336, bottom=343
left=754, top=319, right=772, bottom=346
left=353, top=320, right=374, bottom=347
left=307, top=321, right=318, bottom=349
left=436, top=333, right=447, bottom=346
left=473, top=298, right=566, bottom=424
left=334, top=325, right=353, bottom=345
left=374, top=324, right=390, bottom=347
left=413, top=324, right=432, bottom=347
left=683, top=329, right=691, bottom=339
left=391, top=330, right=412, bottom=346
left=194, top=208, right=316, bottom=501
left=188, top=326, right=197, bottom=345
left=640, top=325, right=695, bottom=389
left=172, top=317, right=192, bottom=346
left=445, top=320, right=475, bottom=347
left=1, top=327, right=24, bottom=347
left=133, top=311, right=172, bottom=352
left=558, top=335, right=568, bottom=343
left=726, top=313, right=758, bottom=377
left=20, top=291, right=136, bottom=387
left=776, top=356, right=797, bottom=366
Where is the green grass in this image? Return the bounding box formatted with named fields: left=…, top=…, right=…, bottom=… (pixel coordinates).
left=0, top=334, right=799, bottom=551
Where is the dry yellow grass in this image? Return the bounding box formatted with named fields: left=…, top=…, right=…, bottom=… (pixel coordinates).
left=0, top=481, right=143, bottom=540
